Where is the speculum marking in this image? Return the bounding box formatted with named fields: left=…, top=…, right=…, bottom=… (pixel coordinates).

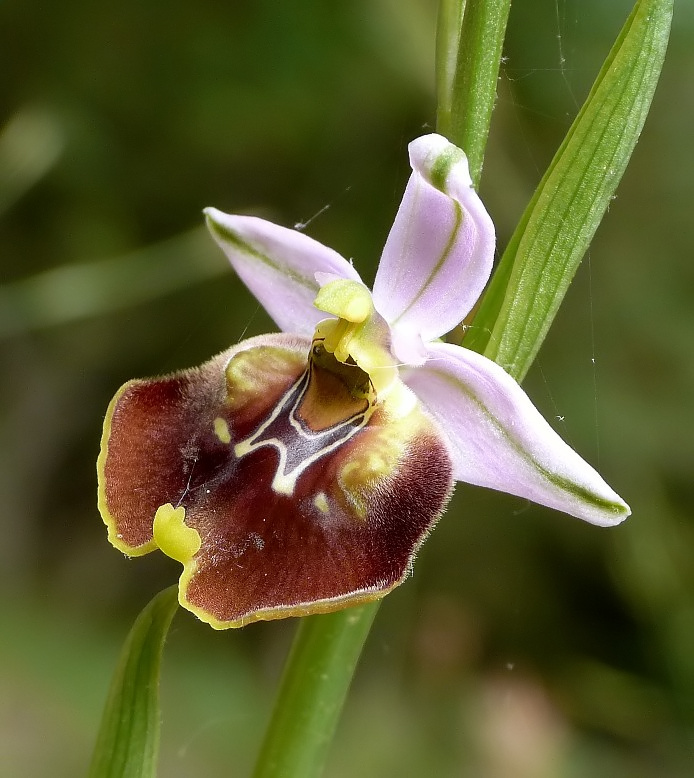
left=234, top=365, right=374, bottom=496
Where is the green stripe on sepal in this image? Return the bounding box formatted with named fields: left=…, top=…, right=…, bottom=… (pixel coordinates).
left=205, top=213, right=316, bottom=292
left=464, top=0, right=673, bottom=382
left=88, top=587, right=179, bottom=778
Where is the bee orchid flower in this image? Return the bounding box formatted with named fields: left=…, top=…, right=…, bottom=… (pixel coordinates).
left=98, top=134, right=630, bottom=629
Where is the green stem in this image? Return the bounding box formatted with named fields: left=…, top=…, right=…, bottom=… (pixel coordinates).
left=436, top=0, right=512, bottom=187
left=435, top=0, right=466, bottom=139
left=251, top=602, right=380, bottom=778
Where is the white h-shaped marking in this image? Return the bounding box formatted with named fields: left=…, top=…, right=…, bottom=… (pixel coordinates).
left=234, top=369, right=372, bottom=496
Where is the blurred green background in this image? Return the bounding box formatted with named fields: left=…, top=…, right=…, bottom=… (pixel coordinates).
left=1, top=0, right=692, bottom=775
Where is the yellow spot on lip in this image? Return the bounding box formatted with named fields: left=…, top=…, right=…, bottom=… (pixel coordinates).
left=153, top=503, right=201, bottom=563
left=314, top=492, right=329, bottom=514
left=214, top=416, right=231, bottom=444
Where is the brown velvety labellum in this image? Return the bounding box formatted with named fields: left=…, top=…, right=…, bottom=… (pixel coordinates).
left=99, top=333, right=453, bottom=627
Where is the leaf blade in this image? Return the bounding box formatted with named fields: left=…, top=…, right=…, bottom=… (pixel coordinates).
left=88, top=587, right=179, bottom=778
left=464, top=0, right=674, bottom=382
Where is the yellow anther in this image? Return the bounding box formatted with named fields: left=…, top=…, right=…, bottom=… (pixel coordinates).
left=314, top=280, right=376, bottom=365
left=314, top=279, right=373, bottom=322
left=343, top=294, right=372, bottom=323
left=312, top=278, right=399, bottom=396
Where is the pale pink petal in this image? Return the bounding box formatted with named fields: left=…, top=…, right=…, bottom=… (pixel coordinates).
left=372, top=134, right=495, bottom=349
left=205, top=207, right=361, bottom=337
left=404, top=342, right=630, bottom=526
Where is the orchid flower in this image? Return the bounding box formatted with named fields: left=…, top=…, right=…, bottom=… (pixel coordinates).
left=97, top=134, right=630, bottom=629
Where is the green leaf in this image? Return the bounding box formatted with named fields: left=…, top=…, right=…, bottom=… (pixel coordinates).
left=436, top=0, right=512, bottom=188
left=88, top=587, right=179, bottom=778
left=251, top=603, right=380, bottom=778
left=464, top=0, right=673, bottom=382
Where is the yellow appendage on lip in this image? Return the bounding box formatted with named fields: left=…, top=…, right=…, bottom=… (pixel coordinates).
left=153, top=503, right=201, bottom=563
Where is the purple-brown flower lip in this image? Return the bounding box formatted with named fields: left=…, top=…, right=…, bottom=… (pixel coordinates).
left=99, top=334, right=453, bottom=627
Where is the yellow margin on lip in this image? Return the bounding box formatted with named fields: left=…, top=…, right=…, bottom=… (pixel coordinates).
left=177, top=569, right=397, bottom=630
left=96, top=379, right=158, bottom=557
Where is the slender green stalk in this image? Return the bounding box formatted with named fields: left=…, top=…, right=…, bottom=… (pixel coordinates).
left=436, top=0, right=512, bottom=188
left=252, top=4, right=514, bottom=776
left=252, top=603, right=380, bottom=778
left=435, top=0, right=466, bottom=139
